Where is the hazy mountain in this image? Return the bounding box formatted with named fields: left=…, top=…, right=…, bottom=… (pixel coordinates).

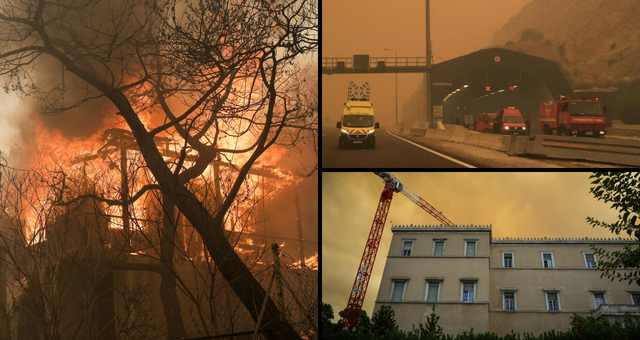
left=490, top=0, right=640, bottom=88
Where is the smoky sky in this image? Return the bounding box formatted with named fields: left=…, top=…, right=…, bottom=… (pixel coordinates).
left=322, top=0, right=533, bottom=127
left=322, top=172, right=623, bottom=321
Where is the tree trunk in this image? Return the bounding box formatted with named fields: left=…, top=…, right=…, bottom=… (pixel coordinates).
left=48, top=51, right=303, bottom=339
left=159, top=195, right=187, bottom=339
left=114, top=102, right=301, bottom=339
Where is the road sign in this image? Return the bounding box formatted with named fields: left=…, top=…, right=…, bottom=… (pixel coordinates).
left=433, top=106, right=443, bottom=118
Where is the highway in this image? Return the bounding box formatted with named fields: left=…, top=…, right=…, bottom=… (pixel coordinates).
left=322, top=127, right=478, bottom=168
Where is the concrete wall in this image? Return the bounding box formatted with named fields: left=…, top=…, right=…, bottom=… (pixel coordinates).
left=489, top=241, right=637, bottom=336
left=375, top=226, right=492, bottom=335
left=374, top=226, right=637, bottom=336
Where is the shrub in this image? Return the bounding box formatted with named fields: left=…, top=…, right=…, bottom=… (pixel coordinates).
left=558, top=43, right=566, bottom=58
left=520, top=28, right=544, bottom=42
left=569, top=313, right=640, bottom=339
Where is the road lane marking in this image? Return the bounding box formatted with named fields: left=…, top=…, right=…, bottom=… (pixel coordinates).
left=387, top=128, right=477, bottom=168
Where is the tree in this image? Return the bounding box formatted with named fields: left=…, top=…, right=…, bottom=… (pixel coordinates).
left=338, top=307, right=372, bottom=334
left=519, top=28, right=544, bottom=42
left=0, top=0, right=317, bottom=339
left=418, top=305, right=443, bottom=340
left=322, top=302, right=334, bottom=326
left=371, top=305, right=398, bottom=337
left=587, top=172, right=640, bottom=285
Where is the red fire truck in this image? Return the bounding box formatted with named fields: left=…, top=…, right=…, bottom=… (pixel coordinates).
left=477, top=108, right=526, bottom=135
left=539, top=96, right=606, bottom=137
left=474, top=112, right=497, bottom=133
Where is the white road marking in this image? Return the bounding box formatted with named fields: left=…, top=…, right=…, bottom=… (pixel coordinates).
left=387, top=128, right=477, bottom=168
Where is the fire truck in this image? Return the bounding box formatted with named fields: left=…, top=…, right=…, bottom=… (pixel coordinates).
left=336, top=82, right=379, bottom=149
left=476, top=108, right=526, bottom=135
left=474, top=112, right=497, bottom=133
left=539, top=96, right=606, bottom=137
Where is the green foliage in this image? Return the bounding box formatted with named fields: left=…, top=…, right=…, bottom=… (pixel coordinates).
left=418, top=306, right=444, bottom=339
left=320, top=302, right=640, bottom=340
left=520, top=28, right=544, bottom=42
left=570, top=313, right=640, bottom=339
left=371, top=305, right=399, bottom=337
left=586, top=172, right=640, bottom=286
left=338, top=307, right=372, bottom=334
left=323, top=302, right=335, bottom=325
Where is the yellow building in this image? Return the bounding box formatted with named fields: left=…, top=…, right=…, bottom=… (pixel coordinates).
left=373, top=224, right=640, bottom=336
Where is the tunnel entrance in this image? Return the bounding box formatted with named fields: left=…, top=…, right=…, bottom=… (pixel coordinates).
left=441, top=63, right=553, bottom=132
left=430, top=48, right=575, bottom=132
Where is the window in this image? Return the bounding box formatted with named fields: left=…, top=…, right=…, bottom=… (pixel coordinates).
left=425, top=282, right=440, bottom=302
left=465, top=240, right=477, bottom=257
left=390, top=281, right=407, bottom=301
left=546, top=292, right=560, bottom=311
left=592, top=292, right=606, bottom=309
left=402, top=241, right=414, bottom=256
left=630, top=293, right=640, bottom=305
left=433, top=240, right=445, bottom=256
left=503, top=291, right=516, bottom=311
left=503, top=252, right=514, bottom=268
left=461, top=282, right=475, bottom=302
left=541, top=252, right=554, bottom=268
left=583, top=252, right=597, bottom=268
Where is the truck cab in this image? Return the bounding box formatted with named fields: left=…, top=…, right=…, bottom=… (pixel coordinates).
left=493, top=108, right=527, bottom=135
left=475, top=112, right=497, bottom=133
left=337, top=101, right=379, bottom=149
left=540, top=96, right=606, bottom=137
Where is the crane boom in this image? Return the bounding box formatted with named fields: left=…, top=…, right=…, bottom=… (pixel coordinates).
left=375, top=172, right=454, bottom=226
left=340, top=173, right=454, bottom=332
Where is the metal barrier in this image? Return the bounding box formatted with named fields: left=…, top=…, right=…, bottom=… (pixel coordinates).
left=525, top=135, right=640, bottom=166
left=395, top=124, right=640, bottom=166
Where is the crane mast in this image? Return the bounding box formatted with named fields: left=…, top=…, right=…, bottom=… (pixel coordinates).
left=340, top=172, right=454, bottom=332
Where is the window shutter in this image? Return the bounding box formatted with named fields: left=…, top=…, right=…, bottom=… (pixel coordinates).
left=392, top=282, right=405, bottom=301
left=427, top=283, right=439, bottom=302
left=466, top=242, right=476, bottom=256
left=434, top=242, right=444, bottom=256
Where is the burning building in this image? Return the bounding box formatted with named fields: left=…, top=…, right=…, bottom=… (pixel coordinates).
left=0, top=127, right=318, bottom=340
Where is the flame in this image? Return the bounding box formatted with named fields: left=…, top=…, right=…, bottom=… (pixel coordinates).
left=290, top=252, right=318, bottom=271
left=19, top=66, right=297, bottom=262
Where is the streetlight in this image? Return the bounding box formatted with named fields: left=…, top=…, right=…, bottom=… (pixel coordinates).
left=384, top=48, right=398, bottom=126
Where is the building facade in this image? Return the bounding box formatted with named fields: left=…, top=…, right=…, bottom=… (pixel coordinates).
left=373, top=224, right=640, bottom=336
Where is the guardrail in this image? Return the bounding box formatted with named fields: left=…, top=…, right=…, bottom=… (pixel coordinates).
left=392, top=124, right=640, bottom=167
left=523, top=135, right=640, bottom=166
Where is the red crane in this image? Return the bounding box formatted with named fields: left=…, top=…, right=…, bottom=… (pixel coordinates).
left=340, top=172, right=454, bottom=332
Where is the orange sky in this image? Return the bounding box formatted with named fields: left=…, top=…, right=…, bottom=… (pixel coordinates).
left=322, top=172, right=625, bottom=321
left=322, top=0, right=533, bottom=126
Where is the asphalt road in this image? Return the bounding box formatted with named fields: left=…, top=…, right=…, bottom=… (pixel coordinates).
left=322, top=127, right=478, bottom=168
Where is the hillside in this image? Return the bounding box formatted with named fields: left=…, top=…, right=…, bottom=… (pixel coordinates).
left=490, top=0, right=640, bottom=88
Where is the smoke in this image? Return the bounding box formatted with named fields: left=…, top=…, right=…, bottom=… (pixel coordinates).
left=0, top=56, right=113, bottom=169
left=0, top=88, right=29, bottom=165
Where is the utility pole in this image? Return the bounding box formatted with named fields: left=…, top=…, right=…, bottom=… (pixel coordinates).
left=425, top=0, right=433, bottom=128
left=384, top=48, right=398, bottom=126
